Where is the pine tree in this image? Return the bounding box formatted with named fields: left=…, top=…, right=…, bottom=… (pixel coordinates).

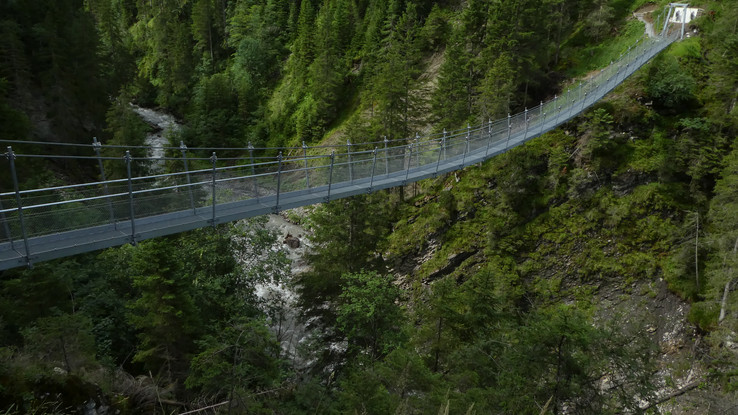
left=372, top=1, right=423, bottom=139
left=476, top=52, right=516, bottom=120
left=431, top=29, right=472, bottom=128
left=126, top=240, right=201, bottom=381
left=336, top=270, right=405, bottom=361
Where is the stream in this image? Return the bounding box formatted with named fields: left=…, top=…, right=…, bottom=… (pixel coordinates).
left=130, top=105, right=180, bottom=173
left=131, top=106, right=313, bottom=365
left=256, top=213, right=313, bottom=366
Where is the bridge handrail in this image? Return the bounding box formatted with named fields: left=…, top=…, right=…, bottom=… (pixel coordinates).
left=0, top=28, right=681, bottom=269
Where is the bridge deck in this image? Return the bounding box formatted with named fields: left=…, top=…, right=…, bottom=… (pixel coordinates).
left=0, top=32, right=678, bottom=270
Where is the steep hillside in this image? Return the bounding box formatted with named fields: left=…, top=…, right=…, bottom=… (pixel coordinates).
left=1, top=0, right=737, bottom=414
left=298, top=1, right=738, bottom=413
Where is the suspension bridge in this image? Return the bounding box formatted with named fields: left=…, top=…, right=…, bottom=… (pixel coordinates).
left=0, top=18, right=688, bottom=270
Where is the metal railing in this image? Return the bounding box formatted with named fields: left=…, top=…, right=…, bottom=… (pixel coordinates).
left=0, top=28, right=681, bottom=270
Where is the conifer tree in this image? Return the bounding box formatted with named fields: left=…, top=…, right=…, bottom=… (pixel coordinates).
left=372, top=1, right=423, bottom=139
left=432, top=29, right=472, bottom=128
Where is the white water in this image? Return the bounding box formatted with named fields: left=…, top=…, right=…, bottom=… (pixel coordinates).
left=130, top=105, right=180, bottom=173
left=131, top=107, right=314, bottom=364
left=255, top=213, right=313, bottom=365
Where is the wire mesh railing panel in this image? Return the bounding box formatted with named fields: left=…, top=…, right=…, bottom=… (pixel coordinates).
left=279, top=167, right=309, bottom=194
left=386, top=147, right=408, bottom=175
left=350, top=155, right=376, bottom=182
left=217, top=165, right=261, bottom=203
left=0, top=31, right=681, bottom=267
left=306, top=163, right=332, bottom=190
left=416, top=141, right=441, bottom=167
left=331, top=154, right=351, bottom=183
left=22, top=195, right=128, bottom=238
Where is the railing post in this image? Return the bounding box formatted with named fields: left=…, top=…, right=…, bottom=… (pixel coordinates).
left=539, top=101, right=543, bottom=122
left=404, top=143, right=412, bottom=185
left=93, top=137, right=116, bottom=226
left=6, top=147, right=31, bottom=266
left=179, top=141, right=195, bottom=213
left=506, top=114, right=512, bottom=149
left=442, top=129, right=447, bottom=161
left=582, top=92, right=588, bottom=110
left=383, top=136, right=389, bottom=175
left=347, top=140, right=353, bottom=183
left=125, top=150, right=136, bottom=245
left=248, top=142, right=258, bottom=201
left=662, top=5, right=673, bottom=37
left=210, top=152, right=217, bottom=226
left=485, top=118, right=493, bottom=156
left=415, top=133, right=420, bottom=168
left=302, top=141, right=310, bottom=189
left=435, top=135, right=444, bottom=176
left=681, top=4, right=687, bottom=40
left=462, top=124, right=470, bottom=167
left=369, top=147, right=377, bottom=193
left=568, top=91, right=576, bottom=118
left=523, top=108, right=529, bottom=141
left=622, top=62, right=629, bottom=83
left=326, top=151, right=335, bottom=202
left=466, top=124, right=471, bottom=153
left=274, top=152, right=283, bottom=214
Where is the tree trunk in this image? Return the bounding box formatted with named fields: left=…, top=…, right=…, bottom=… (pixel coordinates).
left=59, top=335, right=72, bottom=374
left=695, top=214, right=700, bottom=292
left=719, top=237, right=738, bottom=324
left=553, top=335, right=566, bottom=415
left=433, top=316, right=443, bottom=372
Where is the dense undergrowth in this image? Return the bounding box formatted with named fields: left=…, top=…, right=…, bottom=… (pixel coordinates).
left=1, top=0, right=737, bottom=413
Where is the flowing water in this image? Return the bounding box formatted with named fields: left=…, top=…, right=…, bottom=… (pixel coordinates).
left=131, top=107, right=313, bottom=365
left=256, top=213, right=313, bottom=366
left=130, top=105, right=180, bottom=173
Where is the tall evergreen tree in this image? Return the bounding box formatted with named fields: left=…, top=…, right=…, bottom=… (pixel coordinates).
left=372, top=1, right=423, bottom=139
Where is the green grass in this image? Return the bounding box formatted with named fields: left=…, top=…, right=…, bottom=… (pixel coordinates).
left=668, top=36, right=701, bottom=59
left=561, top=0, right=676, bottom=78
left=562, top=19, right=648, bottom=78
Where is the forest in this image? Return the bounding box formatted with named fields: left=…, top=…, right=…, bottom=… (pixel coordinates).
left=1, top=0, right=737, bottom=413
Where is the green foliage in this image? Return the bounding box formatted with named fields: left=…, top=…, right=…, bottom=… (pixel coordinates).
left=584, top=0, right=615, bottom=42
left=337, top=270, right=406, bottom=361
left=578, top=107, right=616, bottom=169
left=21, top=314, right=97, bottom=375
left=124, top=240, right=202, bottom=379
left=336, top=347, right=439, bottom=414
left=646, top=54, right=696, bottom=110
left=0, top=0, right=112, bottom=145
left=688, top=301, right=719, bottom=331
left=495, top=305, right=657, bottom=414
left=298, top=192, right=395, bottom=314
left=5, top=0, right=738, bottom=411
left=130, top=0, right=196, bottom=112
left=185, top=72, right=245, bottom=151
left=370, top=2, right=425, bottom=139
left=563, top=18, right=646, bottom=77
left=0, top=79, right=30, bottom=141
left=186, top=317, right=282, bottom=410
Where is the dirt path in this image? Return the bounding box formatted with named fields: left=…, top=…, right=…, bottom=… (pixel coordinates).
left=635, top=13, right=656, bottom=38
left=634, top=4, right=659, bottom=38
